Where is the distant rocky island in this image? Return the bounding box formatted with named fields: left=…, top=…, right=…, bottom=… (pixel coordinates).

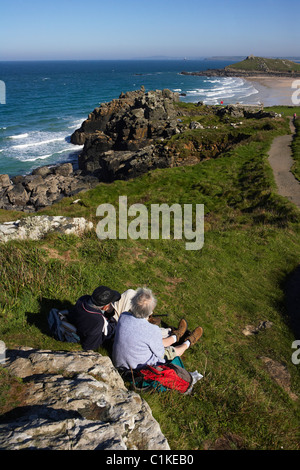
left=182, top=55, right=300, bottom=78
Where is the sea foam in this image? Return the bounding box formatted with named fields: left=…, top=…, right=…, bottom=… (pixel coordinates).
left=9, top=133, right=29, bottom=140
left=11, top=136, right=65, bottom=150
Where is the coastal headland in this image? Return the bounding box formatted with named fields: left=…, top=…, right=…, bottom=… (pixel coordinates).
left=181, top=55, right=300, bottom=78
left=0, top=88, right=283, bottom=212
left=181, top=56, right=300, bottom=107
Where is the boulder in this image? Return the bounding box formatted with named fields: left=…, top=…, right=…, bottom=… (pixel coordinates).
left=0, top=348, right=170, bottom=450
left=7, top=183, right=30, bottom=207
left=78, top=145, right=171, bottom=182
left=0, top=215, right=93, bottom=243
left=0, top=174, right=11, bottom=189
left=53, top=162, right=73, bottom=177
left=0, top=162, right=101, bottom=212
left=32, top=165, right=52, bottom=177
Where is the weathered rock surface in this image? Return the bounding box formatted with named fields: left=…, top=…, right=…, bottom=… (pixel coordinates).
left=0, top=348, right=170, bottom=450
left=71, top=88, right=182, bottom=180
left=0, top=215, right=93, bottom=243
left=242, top=320, right=273, bottom=336
left=215, top=104, right=280, bottom=119
left=71, top=88, right=180, bottom=149
left=0, top=163, right=100, bottom=212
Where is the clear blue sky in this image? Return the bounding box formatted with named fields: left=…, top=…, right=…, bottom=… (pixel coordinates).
left=1, top=0, right=299, bottom=60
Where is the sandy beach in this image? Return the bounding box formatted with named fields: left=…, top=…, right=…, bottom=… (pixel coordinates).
left=244, top=76, right=299, bottom=107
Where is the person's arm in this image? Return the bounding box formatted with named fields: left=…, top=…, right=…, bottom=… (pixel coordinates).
left=147, top=326, right=165, bottom=361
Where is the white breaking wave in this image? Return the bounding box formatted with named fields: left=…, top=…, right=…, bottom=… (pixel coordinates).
left=3, top=125, right=83, bottom=167
left=25, top=154, right=53, bottom=162
left=184, top=77, right=260, bottom=105
left=67, top=118, right=85, bottom=129
left=51, top=145, right=84, bottom=155
left=11, top=137, right=65, bottom=150
left=9, top=133, right=29, bottom=140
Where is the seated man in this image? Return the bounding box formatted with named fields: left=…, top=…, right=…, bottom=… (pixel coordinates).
left=70, top=285, right=122, bottom=351
left=112, top=287, right=203, bottom=371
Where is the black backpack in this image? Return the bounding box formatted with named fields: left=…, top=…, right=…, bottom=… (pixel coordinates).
left=48, top=308, right=80, bottom=343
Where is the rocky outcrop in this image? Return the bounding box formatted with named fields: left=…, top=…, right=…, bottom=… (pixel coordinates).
left=77, top=145, right=175, bottom=182
left=71, top=88, right=182, bottom=179
left=71, top=88, right=180, bottom=149
left=0, top=348, right=170, bottom=450
left=214, top=104, right=280, bottom=119
left=0, top=163, right=100, bottom=212
left=0, top=215, right=93, bottom=243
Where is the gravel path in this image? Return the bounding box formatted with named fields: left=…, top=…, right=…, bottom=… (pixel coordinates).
left=268, top=119, right=300, bottom=209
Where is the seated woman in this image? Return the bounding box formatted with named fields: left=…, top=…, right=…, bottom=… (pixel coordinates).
left=112, top=287, right=203, bottom=371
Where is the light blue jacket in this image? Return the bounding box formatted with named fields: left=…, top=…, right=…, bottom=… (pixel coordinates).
left=112, top=311, right=165, bottom=370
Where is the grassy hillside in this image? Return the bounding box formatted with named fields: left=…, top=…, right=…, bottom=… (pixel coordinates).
left=0, top=105, right=299, bottom=450
left=226, top=56, right=300, bottom=73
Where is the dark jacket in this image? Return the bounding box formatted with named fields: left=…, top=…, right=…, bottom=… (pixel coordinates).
left=70, top=295, right=116, bottom=351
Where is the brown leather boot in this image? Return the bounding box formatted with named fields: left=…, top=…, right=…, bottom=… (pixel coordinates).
left=172, top=318, right=188, bottom=342
left=185, top=327, right=203, bottom=346
left=148, top=315, right=162, bottom=326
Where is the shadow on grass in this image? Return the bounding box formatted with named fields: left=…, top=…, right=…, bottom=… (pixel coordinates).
left=26, top=297, right=75, bottom=336
left=283, top=264, right=300, bottom=339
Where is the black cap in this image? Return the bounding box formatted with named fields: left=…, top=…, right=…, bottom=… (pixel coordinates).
left=91, top=286, right=121, bottom=307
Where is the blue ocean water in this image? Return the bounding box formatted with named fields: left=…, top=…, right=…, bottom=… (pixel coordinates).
left=0, top=60, right=260, bottom=177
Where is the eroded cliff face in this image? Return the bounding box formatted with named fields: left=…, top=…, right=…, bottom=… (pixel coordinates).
left=71, top=88, right=181, bottom=150
left=70, top=88, right=183, bottom=180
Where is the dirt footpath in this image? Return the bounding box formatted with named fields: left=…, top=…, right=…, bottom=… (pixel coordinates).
left=268, top=119, right=300, bottom=209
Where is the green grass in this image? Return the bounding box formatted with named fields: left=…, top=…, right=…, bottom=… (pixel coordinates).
left=0, top=106, right=300, bottom=450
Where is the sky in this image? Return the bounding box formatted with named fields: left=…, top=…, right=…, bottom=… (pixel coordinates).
left=0, top=0, right=299, bottom=60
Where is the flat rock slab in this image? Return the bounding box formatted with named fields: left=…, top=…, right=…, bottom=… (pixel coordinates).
left=0, top=215, right=93, bottom=243
left=0, top=348, right=169, bottom=450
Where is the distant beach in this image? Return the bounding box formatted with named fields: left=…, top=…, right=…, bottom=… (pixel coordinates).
left=243, top=77, right=297, bottom=107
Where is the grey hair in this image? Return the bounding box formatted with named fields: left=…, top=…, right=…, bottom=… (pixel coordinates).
left=130, top=287, right=157, bottom=319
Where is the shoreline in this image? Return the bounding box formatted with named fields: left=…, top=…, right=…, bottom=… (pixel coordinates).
left=243, top=77, right=299, bottom=107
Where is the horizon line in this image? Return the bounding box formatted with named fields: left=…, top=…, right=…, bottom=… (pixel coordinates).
left=1, top=55, right=300, bottom=63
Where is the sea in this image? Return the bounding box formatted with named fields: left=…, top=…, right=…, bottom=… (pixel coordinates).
left=0, top=60, right=260, bottom=177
